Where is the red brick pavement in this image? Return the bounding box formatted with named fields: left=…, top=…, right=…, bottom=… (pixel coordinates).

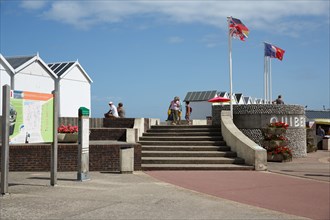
left=145, top=171, right=330, bottom=220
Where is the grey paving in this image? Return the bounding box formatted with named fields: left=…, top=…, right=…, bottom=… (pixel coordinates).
left=267, top=150, right=330, bottom=182
left=1, top=171, right=305, bottom=220
left=1, top=150, right=328, bottom=220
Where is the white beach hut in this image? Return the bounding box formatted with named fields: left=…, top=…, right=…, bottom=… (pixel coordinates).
left=48, top=61, right=93, bottom=117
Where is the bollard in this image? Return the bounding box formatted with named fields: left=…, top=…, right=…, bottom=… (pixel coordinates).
left=322, top=138, right=330, bottom=151
left=77, top=107, right=90, bottom=181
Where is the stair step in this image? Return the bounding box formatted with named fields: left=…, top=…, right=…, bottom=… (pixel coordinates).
left=142, top=164, right=254, bottom=171
left=143, top=132, right=221, bottom=136
left=142, top=145, right=231, bottom=151
left=140, top=124, right=251, bottom=171
left=142, top=151, right=237, bottom=157
left=147, top=128, right=221, bottom=133
left=142, top=157, right=245, bottom=164
left=139, top=136, right=223, bottom=141
left=139, top=140, right=226, bottom=146
left=151, top=125, right=220, bottom=129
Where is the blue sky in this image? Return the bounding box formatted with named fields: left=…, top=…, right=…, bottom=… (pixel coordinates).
left=1, top=0, right=329, bottom=120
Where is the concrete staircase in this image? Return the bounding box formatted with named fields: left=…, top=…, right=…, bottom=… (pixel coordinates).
left=139, top=125, right=254, bottom=170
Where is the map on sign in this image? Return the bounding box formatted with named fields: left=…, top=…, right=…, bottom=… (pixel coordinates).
left=10, top=90, right=54, bottom=144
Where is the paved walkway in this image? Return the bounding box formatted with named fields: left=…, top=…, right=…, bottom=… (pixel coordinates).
left=267, top=150, right=330, bottom=182
left=1, top=151, right=329, bottom=220
left=146, top=150, right=330, bottom=220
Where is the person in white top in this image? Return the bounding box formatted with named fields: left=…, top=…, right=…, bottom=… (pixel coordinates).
left=104, top=101, right=119, bottom=118
left=170, top=96, right=180, bottom=125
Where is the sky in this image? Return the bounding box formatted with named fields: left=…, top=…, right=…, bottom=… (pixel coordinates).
left=1, top=0, right=329, bottom=121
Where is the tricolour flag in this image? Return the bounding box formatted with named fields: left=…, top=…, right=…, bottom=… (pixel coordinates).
left=264, top=43, right=285, bottom=61
left=227, top=16, right=249, bottom=41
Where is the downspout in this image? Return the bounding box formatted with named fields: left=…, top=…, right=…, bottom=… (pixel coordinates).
left=10, top=72, right=15, bottom=90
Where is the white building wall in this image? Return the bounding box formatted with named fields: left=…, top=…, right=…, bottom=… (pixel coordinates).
left=0, top=61, right=12, bottom=115
left=59, top=66, right=91, bottom=117
left=189, top=102, right=211, bottom=120
left=14, top=61, right=55, bottom=93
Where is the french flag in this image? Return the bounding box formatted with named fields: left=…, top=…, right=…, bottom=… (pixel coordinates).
left=264, top=43, right=285, bottom=61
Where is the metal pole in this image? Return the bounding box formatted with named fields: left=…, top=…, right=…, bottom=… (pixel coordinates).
left=1, top=85, right=10, bottom=195
left=51, top=90, right=58, bottom=186
left=266, top=57, right=270, bottom=103
left=228, top=23, right=233, bottom=119
left=269, top=58, right=272, bottom=104
left=264, top=55, right=267, bottom=102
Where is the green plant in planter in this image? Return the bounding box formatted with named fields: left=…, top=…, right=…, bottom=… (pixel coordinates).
left=269, top=122, right=289, bottom=129
left=58, top=124, right=78, bottom=133
left=57, top=124, right=78, bottom=143
left=262, top=122, right=292, bottom=162
left=268, top=146, right=293, bottom=161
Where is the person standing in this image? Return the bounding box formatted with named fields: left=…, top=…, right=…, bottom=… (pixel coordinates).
left=317, top=126, right=325, bottom=137
left=117, top=102, right=126, bottom=118
left=170, top=96, right=180, bottom=125
left=178, top=97, right=182, bottom=125
left=185, top=101, right=192, bottom=125
left=273, top=95, right=284, bottom=104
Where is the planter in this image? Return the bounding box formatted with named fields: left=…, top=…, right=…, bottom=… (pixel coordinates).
left=263, top=127, right=286, bottom=136
left=58, top=133, right=78, bottom=143
left=262, top=140, right=288, bottom=148
left=267, top=154, right=292, bottom=162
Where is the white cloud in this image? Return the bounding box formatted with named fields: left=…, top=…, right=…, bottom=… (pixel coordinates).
left=28, top=1, right=329, bottom=35
left=20, top=0, right=47, bottom=10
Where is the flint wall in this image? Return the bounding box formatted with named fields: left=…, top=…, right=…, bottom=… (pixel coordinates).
left=213, top=104, right=306, bottom=157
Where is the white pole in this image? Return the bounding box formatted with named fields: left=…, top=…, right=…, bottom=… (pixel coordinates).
left=264, top=55, right=267, bottom=102
left=228, top=23, right=233, bottom=119
left=267, top=56, right=271, bottom=103
left=266, top=56, right=269, bottom=103
left=269, top=58, right=272, bottom=104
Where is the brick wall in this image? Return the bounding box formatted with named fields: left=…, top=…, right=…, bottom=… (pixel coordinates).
left=103, top=118, right=135, bottom=128
left=89, top=128, right=126, bottom=141
left=0, top=143, right=141, bottom=172
left=59, top=117, right=103, bottom=128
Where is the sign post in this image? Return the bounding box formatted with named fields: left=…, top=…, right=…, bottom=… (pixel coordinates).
left=51, top=90, right=58, bottom=186
left=1, top=85, right=10, bottom=195
left=77, top=107, right=90, bottom=181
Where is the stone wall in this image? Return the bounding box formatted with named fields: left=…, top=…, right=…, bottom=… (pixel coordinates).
left=213, top=104, right=307, bottom=158
left=0, top=143, right=141, bottom=172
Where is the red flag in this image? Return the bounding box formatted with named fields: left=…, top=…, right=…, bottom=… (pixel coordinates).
left=227, top=17, right=249, bottom=41
left=275, top=47, right=285, bottom=61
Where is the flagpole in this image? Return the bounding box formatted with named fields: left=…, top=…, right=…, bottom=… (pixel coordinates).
left=264, top=53, right=267, bottom=102
left=265, top=56, right=269, bottom=103
left=269, top=58, right=272, bottom=104
left=266, top=56, right=269, bottom=103
left=228, top=20, right=233, bottom=119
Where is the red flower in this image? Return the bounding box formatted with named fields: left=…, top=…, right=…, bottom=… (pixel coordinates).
left=269, top=121, right=289, bottom=129
left=58, top=124, right=78, bottom=133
